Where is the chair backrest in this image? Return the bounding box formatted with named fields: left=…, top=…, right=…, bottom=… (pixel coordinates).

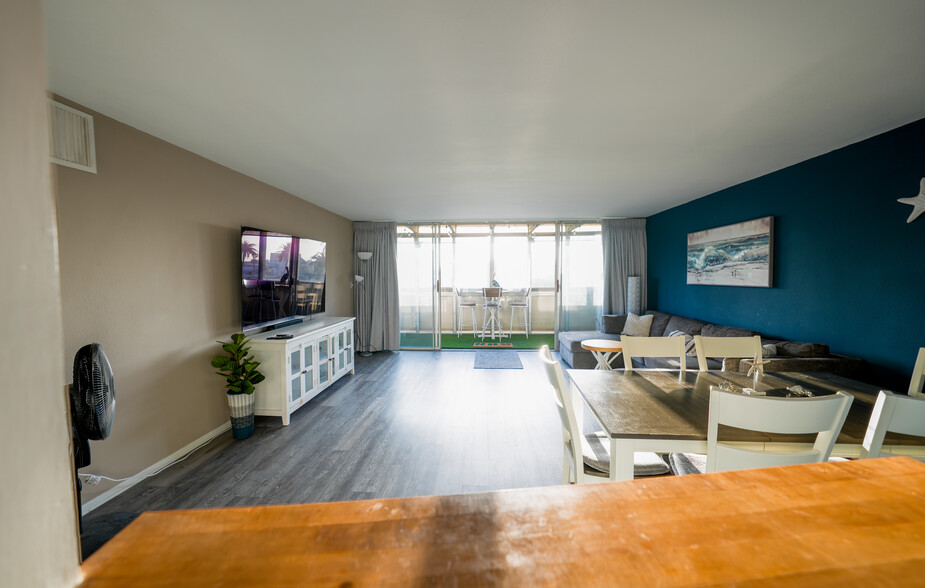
left=706, top=389, right=853, bottom=473
left=539, top=345, right=580, bottom=480
left=909, top=348, right=925, bottom=398
left=482, top=287, right=502, bottom=298
left=861, top=390, right=925, bottom=459
left=694, top=335, right=762, bottom=372
left=621, top=335, right=687, bottom=373
left=257, top=280, right=278, bottom=298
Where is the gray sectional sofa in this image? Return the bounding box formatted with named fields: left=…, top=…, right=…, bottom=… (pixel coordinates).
left=557, top=310, right=864, bottom=376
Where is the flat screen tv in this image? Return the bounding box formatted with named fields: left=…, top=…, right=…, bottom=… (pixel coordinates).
left=241, top=226, right=326, bottom=329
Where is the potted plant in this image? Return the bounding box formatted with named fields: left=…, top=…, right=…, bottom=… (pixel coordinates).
left=211, top=333, right=265, bottom=439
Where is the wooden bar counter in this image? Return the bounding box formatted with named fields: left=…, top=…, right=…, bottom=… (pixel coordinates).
left=79, top=457, right=925, bottom=587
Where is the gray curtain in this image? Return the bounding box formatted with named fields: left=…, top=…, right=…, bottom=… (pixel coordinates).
left=602, top=218, right=647, bottom=315
left=354, top=222, right=400, bottom=352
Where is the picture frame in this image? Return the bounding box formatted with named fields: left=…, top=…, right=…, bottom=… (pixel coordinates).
left=686, top=216, right=774, bottom=287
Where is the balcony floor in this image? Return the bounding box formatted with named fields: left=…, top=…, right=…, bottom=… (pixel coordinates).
left=400, top=332, right=555, bottom=349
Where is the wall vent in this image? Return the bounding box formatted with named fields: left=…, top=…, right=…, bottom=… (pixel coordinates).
left=49, top=100, right=97, bottom=173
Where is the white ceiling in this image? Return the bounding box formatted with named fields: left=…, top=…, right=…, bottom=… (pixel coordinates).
left=45, top=1, right=925, bottom=222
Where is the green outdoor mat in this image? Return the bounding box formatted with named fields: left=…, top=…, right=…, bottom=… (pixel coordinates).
left=399, top=332, right=555, bottom=350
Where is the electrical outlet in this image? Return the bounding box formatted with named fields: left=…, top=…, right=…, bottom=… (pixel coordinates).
left=87, top=474, right=102, bottom=485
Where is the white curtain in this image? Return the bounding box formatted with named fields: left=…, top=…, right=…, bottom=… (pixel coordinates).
left=602, top=218, right=647, bottom=315
left=354, top=222, right=400, bottom=352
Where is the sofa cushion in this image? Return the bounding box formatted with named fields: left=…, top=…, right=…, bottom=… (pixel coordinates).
left=646, top=310, right=673, bottom=337
left=775, top=341, right=830, bottom=358
left=701, top=324, right=760, bottom=338
left=622, top=313, right=654, bottom=336
left=600, top=314, right=627, bottom=334
left=557, top=330, right=620, bottom=354
left=664, top=315, right=708, bottom=337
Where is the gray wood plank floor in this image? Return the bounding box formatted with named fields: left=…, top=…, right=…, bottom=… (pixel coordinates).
left=92, top=350, right=564, bottom=515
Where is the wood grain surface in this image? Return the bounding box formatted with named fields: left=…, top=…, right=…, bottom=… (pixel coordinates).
left=79, top=457, right=925, bottom=587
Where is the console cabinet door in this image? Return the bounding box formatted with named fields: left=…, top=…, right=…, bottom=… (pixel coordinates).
left=302, top=341, right=315, bottom=401
left=287, top=345, right=303, bottom=407
left=318, top=334, right=331, bottom=388
left=345, top=322, right=354, bottom=373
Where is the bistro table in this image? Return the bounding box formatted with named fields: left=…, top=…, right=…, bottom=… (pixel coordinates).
left=567, top=368, right=924, bottom=482
left=79, top=458, right=925, bottom=586
left=580, top=338, right=624, bottom=370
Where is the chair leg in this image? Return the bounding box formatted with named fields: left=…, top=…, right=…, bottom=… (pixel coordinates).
left=562, top=453, right=570, bottom=485
left=509, top=305, right=528, bottom=338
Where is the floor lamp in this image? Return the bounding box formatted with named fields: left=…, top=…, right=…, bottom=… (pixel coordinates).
left=356, top=251, right=372, bottom=356
left=627, top=276, right=642, bottom=316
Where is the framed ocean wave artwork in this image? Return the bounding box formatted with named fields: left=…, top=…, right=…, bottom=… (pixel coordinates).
left=687, top=216, right=774, bottom=287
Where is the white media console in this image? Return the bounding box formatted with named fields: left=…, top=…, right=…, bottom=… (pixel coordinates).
left=248, top=316, right=356, bottom=425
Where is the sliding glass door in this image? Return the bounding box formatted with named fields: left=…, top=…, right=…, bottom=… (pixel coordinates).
left=558, top=222, right=603, bottom=332
left=397, top=225, right=439, bottom=349
left=396, top=221, right=602, bottom=349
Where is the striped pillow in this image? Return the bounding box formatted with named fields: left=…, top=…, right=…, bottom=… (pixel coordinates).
left=621, top=312, right=654, bottom=337
left=668, top=329, right=697, bottom=356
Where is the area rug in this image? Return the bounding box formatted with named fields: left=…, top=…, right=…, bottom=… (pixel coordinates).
left=474, top=350, right=523, bottom=369
left=473, top=341, right=514, bottom=348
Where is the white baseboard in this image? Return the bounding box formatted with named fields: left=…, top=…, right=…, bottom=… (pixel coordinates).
left=81, top=421, right=231, bottom=514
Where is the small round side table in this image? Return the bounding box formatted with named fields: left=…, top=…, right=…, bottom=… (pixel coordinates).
left=580, top=339, right=624, bottom=371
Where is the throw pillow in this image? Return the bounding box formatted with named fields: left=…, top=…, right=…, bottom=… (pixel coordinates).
left=668, top=329, right=697, bottom=357
left=762, top=343, right=777, bottom=357
left=600, top=314, right=627, bottom=334
left=622, top=312, right=654, bottom=337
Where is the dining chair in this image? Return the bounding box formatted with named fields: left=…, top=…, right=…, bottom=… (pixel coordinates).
left=860, top=390, right=925, bottom=459
left=538, top=346, right=668, bottom=482
left=706, top=388, right=853, bottom=473
left=481, top=287, right=504, bottom=340
left=694, top=335, right=763, bottom=373
left=509, top=287, right=531, bottom=338
left=455, top=288, right=478, bottom=338
left=621, top=335, right=687, bottom=373
left=908, top=348, right=925, bottom=398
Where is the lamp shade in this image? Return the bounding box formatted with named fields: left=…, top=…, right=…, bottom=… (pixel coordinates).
left=357, top=251, right=372, bottom=261
left=354, top=274, right=364, bottom=283
left=626, top=276, right=642, bottom=315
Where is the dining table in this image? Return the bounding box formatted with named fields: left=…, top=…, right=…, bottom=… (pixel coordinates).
left=78, top=457, right=925, bottom=586
left=566, top=368, right=925, bottom=481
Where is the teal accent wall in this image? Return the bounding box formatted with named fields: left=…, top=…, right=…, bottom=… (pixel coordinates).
left=647, top=118, right=925, bottom=390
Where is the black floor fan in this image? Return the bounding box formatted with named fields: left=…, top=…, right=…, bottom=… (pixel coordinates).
left=70, top=344, right=116, bottom=542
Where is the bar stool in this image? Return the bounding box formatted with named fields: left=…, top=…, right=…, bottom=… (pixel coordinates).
left=481, top=287, right=504, bottom=340
left=509, top=287, right=531, bottom=338
left=456, top=288, right=478, bottom=337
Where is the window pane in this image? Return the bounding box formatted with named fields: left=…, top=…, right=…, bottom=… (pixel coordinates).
left=453, top=236, right=490, bottom=287
left=494, top=236, right=529, bottom=289
left=531, top=236, right=556, bottom=288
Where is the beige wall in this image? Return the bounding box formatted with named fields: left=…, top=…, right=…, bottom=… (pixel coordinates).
left=0, top=0, right=81, bottom=584
left=55, top=99, right=354, bottom=503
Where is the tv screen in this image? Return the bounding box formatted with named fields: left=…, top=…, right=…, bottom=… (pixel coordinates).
left=241, top=226, right=326, bottom=329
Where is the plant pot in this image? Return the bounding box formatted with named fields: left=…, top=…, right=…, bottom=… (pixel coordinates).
left=227, top=393, right=255, bottom=440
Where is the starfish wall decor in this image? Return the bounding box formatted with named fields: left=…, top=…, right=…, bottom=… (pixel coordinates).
left=898, top=178, right=925, bottom=223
